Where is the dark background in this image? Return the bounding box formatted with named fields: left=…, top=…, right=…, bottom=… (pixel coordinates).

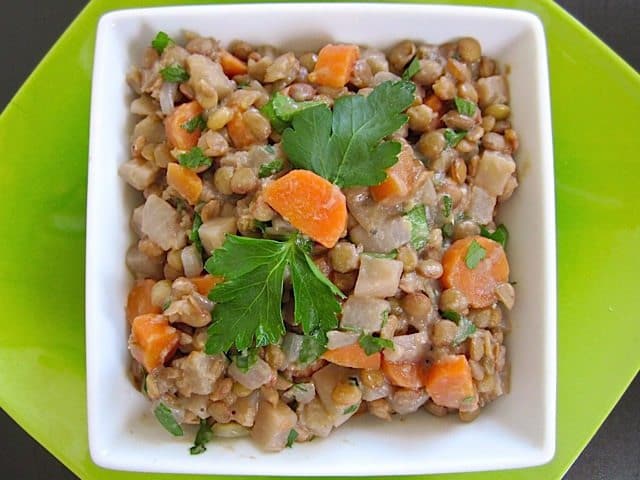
left=0, top=1, right=638, bottom=479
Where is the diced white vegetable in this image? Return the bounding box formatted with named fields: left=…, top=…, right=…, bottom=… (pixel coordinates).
left=340, top=296, right=390, bottom=333
left=282, top=382, right=316, bottom=405
left=349, top=217, right=412, bottom=253
left=354, top=256, right=403, bottom=298
left=298, top=397, right=334, bottom=438
left=228, top=357, right=274, bottom=390
left=181, top=244, right=203, bottom=278
left=382, top=331, right=430, bottom=363
left=250, top=400, right=297, bottom=451
left=465, top=186, right=496, bottom=225
left=132, top=115, right=165, bottom=144
left=476, top=75, right=509, bottom=108
left=326, top=330, right=359, bottom=350
left=172, top=351, right=227, bottom=397
left=312, top=364, right=359, bottom=427
left=141, top=194, right=186, bottom=251
left=125, top=244, right=164, bottom=279
left=118, top=158, right=159, bottom=191
left=198, top=217, right=237, bottom=254
left=131, top=205, right=144, bottom=238
left=230, top=391, right=259, bottom=427
left=187, top=54, right=234, bottom=108
left=388, top=388, right=429, bottom=415
left=474, top=150, right=516, bottom=196
left=361, top=378, right=392, bottom=402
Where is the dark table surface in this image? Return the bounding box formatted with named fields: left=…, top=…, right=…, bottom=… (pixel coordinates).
left=0, top=1, right=638, bottom=479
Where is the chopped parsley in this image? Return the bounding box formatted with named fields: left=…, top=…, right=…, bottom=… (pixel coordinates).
left=359, top=334, right=394, bottom=355
left=189, top=418, right=213, bottom=455
left=285, top=429, right=298, bottom=448
left=260, top=92, right=323, bottom=133
left=234, top=348, right=259, bottom=373
left=453, top=316, right=477, bottom=346
left=154, top=403, right=183, bottom=436
left=442, top=222, right=454, bottom=239
left=480, top=224, right=509, bottom=248
left=402, top=57, right=421, bottom=81
left=443, top=128, right=467, bottom=148
left=342, top=403, right=359, bottom=415
left=454, top=97, right=477, bottom=117
left=160, top=64, right=190, bottom=83
left=258, top=159, right=285, bottom=178
left=181, top=115, right=207, bottom=133
left=298, top=332, right=326, bottom=365
left=405, top=204, right=429, bottom=251
left=178, top=147, right=211, bottom=169
left=440, top=310, right=461, bottom=323
left=254, top=220, right=269, bottom=234
left=189, top=212, right=203, bottom=255
left=204, top=235, right=344, bottom=354
left=151, top=31, right=173, bottom=54
left=442, top=194, right=453, bottom=218
left=362, top=250, right=398, bottom=259
left=465, top=239, right=487, bottom=269
left=282, top=80, right=416, bottom=188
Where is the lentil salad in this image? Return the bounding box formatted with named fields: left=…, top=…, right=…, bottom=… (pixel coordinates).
left=121, top=31, right=518, bottom=453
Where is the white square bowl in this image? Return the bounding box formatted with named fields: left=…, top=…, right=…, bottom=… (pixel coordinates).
left=86, top=3, right=556, bottom=476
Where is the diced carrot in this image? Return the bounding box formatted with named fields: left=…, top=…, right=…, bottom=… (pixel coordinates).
left=423, top=355, right=475, bottom=409
left=263, top=170, right=347, bottom=248
left=220, top=51, right=248, bottom=77
left=308, top=44, right=360, bottom=88
left=381, top=358, right=426, bottom=389
left=189, top=274, right=224, bottom=296
left=370, top=142, right=422, bottom=204
left=441, top=235, right=509, bottom=308
left=167, top=162, right=202, bottom=205
left=424, top=94, right=444, bottom=116
left=322, top=343, right=381, bottom=369
left=129, top=314, right=179, bottom=372
left=164, top=101, right=204, bottom=150
left=227, top=112, right=259, bottom=149
left=126, top=279, right=161, bottom=323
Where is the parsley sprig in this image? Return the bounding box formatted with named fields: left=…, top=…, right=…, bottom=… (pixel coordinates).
left=151, top=31, right=173, bottom=54
left=178, top=147, right=211, bottom=169
left=204, top=235, right=344, bottom=354
left=190, top=419, right=212, bottom=455
left=160, top=64, right=190, bottom=83
left=282, top=80, right=416, bottom=188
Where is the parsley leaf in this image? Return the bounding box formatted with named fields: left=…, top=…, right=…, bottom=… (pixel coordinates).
left=442, top=222, right=454, bottom=239
left=440, top=310, right=461, bottom=323
left=453, top=316, right=477, bottom=346
left=254, top=220, right=269, bottom=234
left=465, top=239, right=486, bottom=269
left=443, top=128, right=467, bottom=148
left=402, top=57, right=420, bottom=81
left=359, top=334, right=394, bottom=355
left=260, top=92, right=323, bottom=133
left=258, top=159, right=284, bottom=178
left=454, top=97, right=477, bottom=117
left=160, top=64, right=190, bottom=83
left=151, top=31, right=173, bottom=54
left=154, top=403, right=183, bottom=436
left=480, top=224, right=509, bottom=248
left=234, top=348, right=259, bottom=373
left=343, top=403, right=359, bottom=415
left=190, top=419, right=212, bottom=455
left=189, top=212, right=203, bottom=255
left=405, top=204, right=429, bottom=250
left=282, top=80, right=416, bottom=188
left=204, top=235, right=343, bottom=354
left=442, top=194, right=453, bottom=218
left=286, top=429, right=298, bottom=448
left=178, top=147, right=211, bottom=169
left=181, top=115, right=207, bottom=133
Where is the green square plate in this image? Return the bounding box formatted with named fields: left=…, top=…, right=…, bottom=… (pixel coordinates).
left=0, top=0, right=638, bottom=479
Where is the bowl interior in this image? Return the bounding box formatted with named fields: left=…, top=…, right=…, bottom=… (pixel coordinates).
left=86, top=3, right=555, bottom=475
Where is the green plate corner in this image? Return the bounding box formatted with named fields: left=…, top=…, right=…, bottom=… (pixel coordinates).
left=0, top=0, right=638, bottom=479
